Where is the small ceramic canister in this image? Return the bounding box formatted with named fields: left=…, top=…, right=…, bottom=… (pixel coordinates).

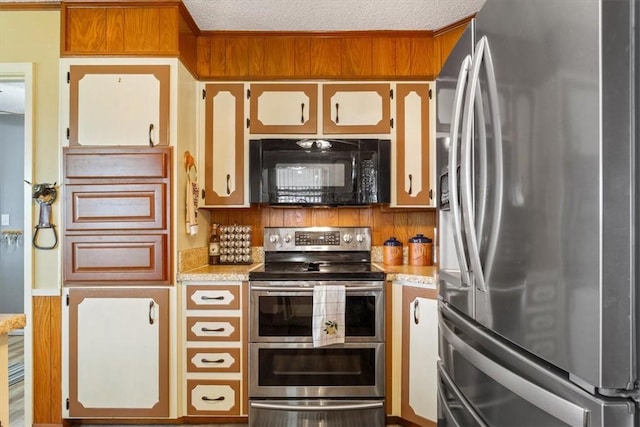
left=408, top=234, right=433, bottom=266
left=383, top=237, right=403, bottom=266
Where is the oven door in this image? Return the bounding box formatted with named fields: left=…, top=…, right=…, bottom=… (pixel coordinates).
left=250, top=342, right=385, bottom=398
left=250, top=281, right=384, bottom=343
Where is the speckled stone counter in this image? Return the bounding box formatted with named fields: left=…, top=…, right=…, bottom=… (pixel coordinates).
left=1, top=313, right=26, bottom=426
left=177, top=262, right=437, bottom=286
left=177, top=263, right=263, bottom=282
left=0, top=313, right=26, bottom=336
left=376, top=264, right=438, bottom=288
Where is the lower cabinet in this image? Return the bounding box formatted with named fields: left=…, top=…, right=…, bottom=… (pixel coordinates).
left=401, top=285, right=438, bottom=426
left=182, top=281, right=247, bottom=417
left=63, top=287, right=170, bottom=418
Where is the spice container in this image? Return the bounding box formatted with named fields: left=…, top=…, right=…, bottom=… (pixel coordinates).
left=383, top=237, right=403, bottom=266
left=408, top=234, right=433, bottom=266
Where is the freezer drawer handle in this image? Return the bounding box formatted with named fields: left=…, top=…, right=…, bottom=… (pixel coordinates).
left=250, top=401, right=383, bottom=412
left=437, top=361, right=489, bottom=427
left=441, top=320, right=589, bottom=426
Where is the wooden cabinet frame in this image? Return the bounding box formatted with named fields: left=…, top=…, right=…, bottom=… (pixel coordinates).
left=249, top=83, right=318, bottom=134
left=68, top=65, right=170, bottom=146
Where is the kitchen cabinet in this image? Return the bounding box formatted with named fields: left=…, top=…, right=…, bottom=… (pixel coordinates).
left=394, top=83, right=435, bottom=207
left=249, top=83, right=318, bottom=134
left=64, top=287, right=170, bottom=418
left=63, top=146, right=172, bottom=285
left=322, top=83, right=391, bottom=134
left=182, top=281, right=248, bottom=417
left=401, top=285, right=438, bottom=426
left=201, top=83, right=247, bottom=207
left=67, top=64, right=170, bottom=146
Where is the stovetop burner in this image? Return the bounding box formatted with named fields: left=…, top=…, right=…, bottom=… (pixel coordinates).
left=249, top=226, right=384, bottom=282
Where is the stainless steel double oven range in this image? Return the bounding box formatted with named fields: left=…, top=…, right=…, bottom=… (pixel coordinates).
left=248, top=226, right=386, bottom=427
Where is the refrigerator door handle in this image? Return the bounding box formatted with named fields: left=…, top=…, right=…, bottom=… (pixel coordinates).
left=460, top=36, right=505, bottom=293
left=460, top=37, right=487, bottom=292
left=438, top=361, right=489, bottom=427
left=440, top=320, right=589, bottom=426
left=448, top=54, right=473, bottom=287
left=478, top=36, right=504, bottom=287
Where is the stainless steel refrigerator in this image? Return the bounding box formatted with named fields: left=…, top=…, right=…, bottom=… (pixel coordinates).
left=436, top=0, right=639, bottom=425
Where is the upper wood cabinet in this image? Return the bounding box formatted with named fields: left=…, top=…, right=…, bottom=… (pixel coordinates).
left=249, top=83, right=318, bottom=134
left=63, top=146, right=172, bottom=286
left=201, top=83, right=247, bottom=207
left=394, top=83, right=435, bottom=207
left=67, top=64, right=170, bottom=146
left=322, top=83, right=391, bottom=134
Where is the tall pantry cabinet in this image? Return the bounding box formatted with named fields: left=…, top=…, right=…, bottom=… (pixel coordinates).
left=60, top=59, right=181, bottom=419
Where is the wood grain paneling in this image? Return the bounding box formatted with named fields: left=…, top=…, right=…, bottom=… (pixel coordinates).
left=264, top=38, right=296, bottom=77
left=341, top=37, right=372, bottom=77
left=208, top=205, right=436, bottom=247
left=62, top=2, right=180, bottom=56
left=33, top=296, right=62, bottom=424
left=226, top=37, right=250, bottom=77
left=310, top=38, right=341, bottom=77
left=372, top=38, right=396, bottom=76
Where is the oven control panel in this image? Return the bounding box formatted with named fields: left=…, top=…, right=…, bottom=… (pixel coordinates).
left=263, top=227, right=371, bottom=252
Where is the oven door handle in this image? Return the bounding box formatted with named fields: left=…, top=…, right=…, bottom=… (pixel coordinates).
left=250, top=401, right=384, bottom=412
left=250, top=286, right=381, bottom=292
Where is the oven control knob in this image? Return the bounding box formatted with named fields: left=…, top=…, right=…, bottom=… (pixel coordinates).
left=356, top=234, right=364, bottom=243
left=269, top=234, right=279, bottom=244
left=342, top=233, right=353, bottom=243
left=283, top=234, right=292, bottom=243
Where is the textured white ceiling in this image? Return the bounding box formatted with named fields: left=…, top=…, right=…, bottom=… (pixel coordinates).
left=183, top=0, right=485, bottom=32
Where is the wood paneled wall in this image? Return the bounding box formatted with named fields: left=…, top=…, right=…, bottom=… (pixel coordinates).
left=208, top=205, right=436, bottom=247
left=61, top=1, right=182, bottom=55
left=60, top=1, right=471, bottom=80
left=33, top=296, right=62, bottom=424
left=196, top=31, right=441, bottom=80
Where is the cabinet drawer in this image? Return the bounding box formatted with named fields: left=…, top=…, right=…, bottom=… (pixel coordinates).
left=187, top=317, right=241, bottom=341
left=186, top=380, right=240, bottom=416
left=65, top=183, right=166, bottom=230
left=186, top=284, right=240, bottom=310
left=64, top=234, right=168, bottom=284
left=186, top=347, right=241, bottom=373
left=64, top=146, right=170, bottom=180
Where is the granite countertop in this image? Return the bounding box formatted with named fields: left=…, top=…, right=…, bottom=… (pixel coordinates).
left=177, top=263, right=264, bottom=282
left=0, top=313, right=26, bottom=335
left=178, top=262, right=437, bottom=286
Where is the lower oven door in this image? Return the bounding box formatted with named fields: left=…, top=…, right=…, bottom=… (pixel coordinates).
left=250, top=281, right=384, bottom=343
left=249, top=399, right=385, bottom=427
left=250, top=342, right=385, bottom=398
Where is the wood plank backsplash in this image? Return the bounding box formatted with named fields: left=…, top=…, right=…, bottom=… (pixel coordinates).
left=207, top=205, right=436, bottom=247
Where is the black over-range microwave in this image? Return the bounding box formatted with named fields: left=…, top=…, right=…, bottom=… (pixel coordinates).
left=249, top=138, right=390, bottom=206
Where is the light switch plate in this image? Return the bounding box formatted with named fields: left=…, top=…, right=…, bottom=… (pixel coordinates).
left=1, top=214, right=9, bottom=226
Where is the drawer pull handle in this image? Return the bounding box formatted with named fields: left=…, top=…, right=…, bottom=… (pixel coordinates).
left=201, top=295, right=225, bottom=301
left=202, top=396, right=225, bottom=402
left=202, top=327, right=225, bottom=333
left=201, top=358, right=225, bottom=364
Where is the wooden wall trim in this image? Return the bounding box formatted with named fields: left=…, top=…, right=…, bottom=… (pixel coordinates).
left=199, top=29, right=435, bottom=38
left=33, top=296, right=62, bottom=424
left=0, top=2, right=60, bottom=10
left=433, top=14, right=474, bottom=37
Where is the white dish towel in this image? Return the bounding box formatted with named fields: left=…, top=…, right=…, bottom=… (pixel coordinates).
left=185, top=174, right=199, bottom=236
left=312, top=285, right=346, bottom=347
